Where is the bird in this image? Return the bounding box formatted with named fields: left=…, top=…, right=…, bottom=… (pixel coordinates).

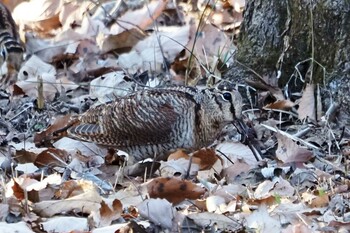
left=68, top=85, right=243, bottom=162
left=0, top=2, right=24, bottom=71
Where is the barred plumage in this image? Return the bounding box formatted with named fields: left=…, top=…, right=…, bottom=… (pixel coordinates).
left=68, top=86, right=243, bottom=161
left=0, top=2, right=24, bottom=70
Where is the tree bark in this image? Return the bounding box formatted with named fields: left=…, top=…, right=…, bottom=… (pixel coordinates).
left=224, top=0, right=350, bottom=115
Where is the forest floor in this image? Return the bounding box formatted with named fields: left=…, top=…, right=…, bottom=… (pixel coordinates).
left=0, top=0, right=349, bottom=232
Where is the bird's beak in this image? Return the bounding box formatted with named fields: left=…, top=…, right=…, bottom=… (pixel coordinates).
left=233, top=119, right=264, bottom=162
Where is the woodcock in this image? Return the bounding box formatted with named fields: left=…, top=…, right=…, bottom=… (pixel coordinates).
left=0, top=2, right=24, bottom=70
left=68, top=86, right=243, bottom=161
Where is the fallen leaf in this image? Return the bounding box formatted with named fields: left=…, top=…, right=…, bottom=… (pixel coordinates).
left=302, top=191, right=329, bottom=208
left=276, top=133, right=313, bottom=163
left=264, top=99, right=295, bottom=110
left=0, top=221, right=35, bottom=233
left=89, top=71, right=133, bottom=103
left=297, top=83, right=316, bottom=121
left=40, top=216, right=89, bottom=232
left=91, top=199, right=123, bottom=227
left=167, top=149, right=190, bottom=161
left=137, top=198, right=175, bottom=229
left=13, top=0, right=61, bottom=33
left=147, top=177, right=205, bottom=204
left=222, top=159, right=252, bottom=183
left=34, top=115, right=75, bottom=147
left=54, top=180, right=97, bottom=199
left=216, top=141, right=258, bottom=166
left=34, top=148, right=69, bottom=168
left=109, top=1, right=168, bottom=33
left=192, top=148, right=219, bottom=170
left=159, top=158, right=199, bottom=177
left=206, top=195, right=226, bottom=213
left=100, top=28, right=147, bottom=54
left=245, top=206, right=281, bottom=232
left=187, top=212, right=241, bottom=230
left=34, top=189, right=102, bottom=217
left=254, top=177, right=295, bottom=200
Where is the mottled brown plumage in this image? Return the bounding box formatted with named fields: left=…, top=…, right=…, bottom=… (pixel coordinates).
left=0, top=2, right=24, bottom=70
left=68, top=86, right=243, bottom=161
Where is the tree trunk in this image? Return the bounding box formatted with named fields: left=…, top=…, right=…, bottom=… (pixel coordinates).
left=224, top=0, right=350, bottom=116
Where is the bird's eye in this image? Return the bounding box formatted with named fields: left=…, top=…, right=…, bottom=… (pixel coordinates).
left=222, top=92, right=232, bottom=101
left=1, top=50, right=6, bottom=58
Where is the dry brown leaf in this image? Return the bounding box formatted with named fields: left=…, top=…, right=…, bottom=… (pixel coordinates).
left=253, top=180, right=276, bottom=200
left=196, top=158, right=223, bottom=181
left=168, top=149, right=218, bottom=171
left=222, top=159, right=251, bottom=183
left=91, top=199, right=123, bottom=227
left=9, top=141, right=47, bottom=163
left=254, top=178, right=295, bottom=200
left=110, top=1, right=168, bottom=34
left=59, top=1, right=95, bottom=31
left=9, top=174, right=62, bottom=202
left=170, top=49, right=202, bottom=85
left=273, top=178, right=295, bottom=197
left=302, top=192, right=329, bottom=208
left=297, top=83, right=316, bottom=121
left=34, top=114, right=75, bottom=147
left=192, top=148, right=219, bottom=170
left=264, top=99, right=296, bottom=110
left=54, top=180, right=97, bottom=199
left=213, top=184, right=246, bottom=201
left=100, top=28, right=147, bottom=54
left=283, top=223, right=311, bottom=233
left=159, top=158, right=199, bottom=177
left=186, top=23, right=235, bottom=65
left=167, top=149, right=190, bottom=161
left=100, top=199, right=122, bottom=220
left=11, top=177, right=44, bottom=203
left=13, top=0, right=62, bottom=33
left=111, top=188, right=145, bottom=208
left=216, top=141, right=258, bottom=166
left=10, top=84, right=26, bottom=96
left=34, top=189, right=102, bottom=217
left=147, top=177, right=205, bottom=204
left=276, top=133, right=313, bottom=163
left=34, top=148, right=69, bottom=168
left=11, top=179, right=25, bottom=200
left=118, top=25, right=190, bottom=74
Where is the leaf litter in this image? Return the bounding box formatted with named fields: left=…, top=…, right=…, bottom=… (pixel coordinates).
left=0, top=0, right=349, bottom=232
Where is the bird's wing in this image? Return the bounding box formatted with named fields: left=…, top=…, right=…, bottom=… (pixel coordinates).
left=68, top=90, right=195, bottom=147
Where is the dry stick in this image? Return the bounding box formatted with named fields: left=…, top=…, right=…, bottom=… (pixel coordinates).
left=37, top=76, right=44, bottom=109
left=145, top=0, right=170, bottom=76
left=185, top=0, right=212, bottom=85
left=215, top=149, right=235, bottom=165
